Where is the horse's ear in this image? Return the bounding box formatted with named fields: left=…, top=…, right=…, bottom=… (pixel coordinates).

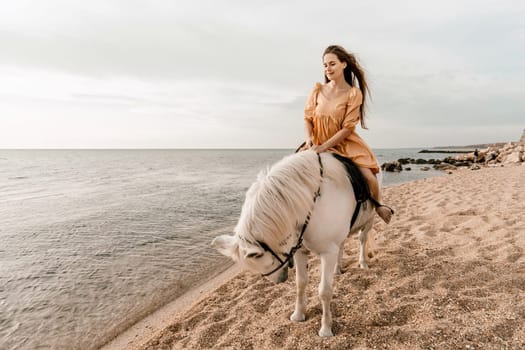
left=211, top=235, right=239, bottom=260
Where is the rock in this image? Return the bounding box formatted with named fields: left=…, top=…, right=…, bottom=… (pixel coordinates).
left=421, top=166, right=430, bottom=171
left=471, top=165, right=481, bottom=170
left=442, top=157, right=456, bottom=165
left=415, top=158, right=427, bottom=164
left=404, top=167, right=411, bottom=171
left=496, top=143, right=518, bottom=162
left=433, top=163, right=457, bottom=171
left=485, top=151, right=498, bottom=163
left=455, top=161, right=471, bottom=167
left=397, top=158, right=411, bottom=165
left=464, top=153, right=476, bottom=162
left=518, top=145, right=524, bottom=162
left=507, top=151, right=522, bottom=163
left=381, top=161, right=402, bottom=172
left=502, top=151, right=522, bottom=163
left=454, top=154, right=468, bottom=161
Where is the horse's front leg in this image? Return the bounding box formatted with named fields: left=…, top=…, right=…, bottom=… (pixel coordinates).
left=318, top=251, right=337, bottom=337
left=290, top=249, right=308, bottom=322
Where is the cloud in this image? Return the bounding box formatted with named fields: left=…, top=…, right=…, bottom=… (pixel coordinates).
left=0, top=0, right=524, bottom=148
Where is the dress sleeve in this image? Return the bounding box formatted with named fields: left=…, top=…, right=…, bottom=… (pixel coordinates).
left=342, top=88, right=363, bottom=130
left=304, top=83, right=321, bottom=122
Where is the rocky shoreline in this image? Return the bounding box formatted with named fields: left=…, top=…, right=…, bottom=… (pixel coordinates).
left=382, top=133, right=525, bottom=173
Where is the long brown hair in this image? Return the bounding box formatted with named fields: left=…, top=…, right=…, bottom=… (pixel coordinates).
left=323, top=45, right=369, bottom=129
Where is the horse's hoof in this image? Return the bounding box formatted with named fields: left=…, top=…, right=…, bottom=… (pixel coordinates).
left=290, top=312, right=306, bottom=322
left=318, top=328, right=334, bottom=337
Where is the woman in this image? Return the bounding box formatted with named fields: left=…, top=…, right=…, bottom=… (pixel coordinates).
left=302, top=45, right=393, bottom=224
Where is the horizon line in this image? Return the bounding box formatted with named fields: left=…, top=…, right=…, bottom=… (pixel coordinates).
left=0, top=145, right=485, bottom=151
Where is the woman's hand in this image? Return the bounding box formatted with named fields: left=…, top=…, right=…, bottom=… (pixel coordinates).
left=310, top=144, right=327, bottom=153
left=310, top=129, right=351, bottom=153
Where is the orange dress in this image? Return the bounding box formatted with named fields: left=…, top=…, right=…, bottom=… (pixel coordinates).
left=304, top=82, right=380, bottom=174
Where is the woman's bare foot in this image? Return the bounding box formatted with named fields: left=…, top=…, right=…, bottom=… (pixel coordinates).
left=376, top=205, right=393, bottom=224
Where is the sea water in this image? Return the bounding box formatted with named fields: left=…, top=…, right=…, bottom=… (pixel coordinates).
left=0, top=149, right=443, bottom=349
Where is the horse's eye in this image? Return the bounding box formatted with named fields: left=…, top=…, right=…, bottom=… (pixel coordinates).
left=246, top=252, right=264, bottom=259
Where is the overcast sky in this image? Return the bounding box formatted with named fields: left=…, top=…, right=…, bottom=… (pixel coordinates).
left=1, top=0, right=524, bottom=148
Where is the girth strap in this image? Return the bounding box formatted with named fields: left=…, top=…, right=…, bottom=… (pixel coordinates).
left=350, top=201, right=362, bottom=228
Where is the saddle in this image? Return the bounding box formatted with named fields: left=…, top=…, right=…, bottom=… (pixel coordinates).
left=294, top=142, right=373, bottom=228
left=331, top=153, right=373, bottom=228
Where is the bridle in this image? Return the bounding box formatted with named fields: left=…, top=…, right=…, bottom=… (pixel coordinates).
left=257, top=153, right=324, bottom=277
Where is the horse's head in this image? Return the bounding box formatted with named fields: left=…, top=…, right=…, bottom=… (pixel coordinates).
left=211, top=234, right=289, bottom=284
left=210, top=152, right=321, bottom=284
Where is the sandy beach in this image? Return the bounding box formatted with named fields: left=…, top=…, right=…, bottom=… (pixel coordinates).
left=107, top=164, right=524, bottom=350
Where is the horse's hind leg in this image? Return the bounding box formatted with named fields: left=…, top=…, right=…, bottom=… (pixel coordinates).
left=358, top=221, right=374, bottom=269
left=290, top=249, right=308, bottom=322
left=318, top=251, right=337, bottom=337
left=334, top=241, right=344, bottom=275
left=366, top=228, right=378, bottom=258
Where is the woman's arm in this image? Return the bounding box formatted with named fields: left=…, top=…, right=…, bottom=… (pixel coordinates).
left=304, top=119, right=314, bottom=146
left=310, top=128, right=352, bottom=153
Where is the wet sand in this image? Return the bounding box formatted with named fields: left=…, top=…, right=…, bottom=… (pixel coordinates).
left=107, top=164, right=525, bottom=350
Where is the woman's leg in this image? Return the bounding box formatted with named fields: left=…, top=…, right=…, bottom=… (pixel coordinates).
left=359, top=167, right=393, bottom=224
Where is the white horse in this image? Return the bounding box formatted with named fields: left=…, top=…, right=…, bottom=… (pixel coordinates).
left=212, top=150, right=378, bottom=337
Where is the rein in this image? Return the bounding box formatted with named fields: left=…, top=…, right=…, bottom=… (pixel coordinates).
left=258, top=153, right=324, bottom=277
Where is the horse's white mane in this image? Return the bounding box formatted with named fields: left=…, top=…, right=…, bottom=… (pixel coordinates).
left=235, top=150, right=347, bottom=252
